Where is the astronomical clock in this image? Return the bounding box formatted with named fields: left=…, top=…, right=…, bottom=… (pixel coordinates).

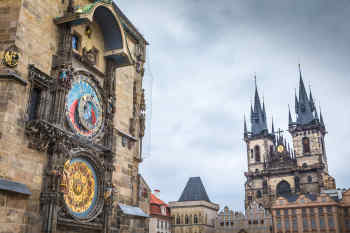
left=65, top=73, right=104, bottom=139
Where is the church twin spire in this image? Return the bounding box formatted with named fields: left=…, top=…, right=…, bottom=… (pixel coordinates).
left=247, top=77, right=269, bottom=136
left=245, top=65, right=326, bottom=139
left=289, top=65, right=326, bottom=130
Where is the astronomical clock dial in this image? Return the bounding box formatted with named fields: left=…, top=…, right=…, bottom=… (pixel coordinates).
left=66, top=74, right=104, bottom=137
left=62, top=157, right=98, bottom=219
left=277, top=144, right=284, bottom=153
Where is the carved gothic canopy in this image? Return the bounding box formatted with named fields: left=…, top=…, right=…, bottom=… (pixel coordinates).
left=55, top=1, right=142, bottom=66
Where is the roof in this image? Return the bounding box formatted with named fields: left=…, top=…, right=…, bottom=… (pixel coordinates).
left=119, top=204, right=149, bottom=218
left=0, top=179, right=31, bottom=195
left=150, top=194, right=171, bottom=217
left=150, top=194, right=168, bottom=206
left=178, top=177, right=211, bottom=202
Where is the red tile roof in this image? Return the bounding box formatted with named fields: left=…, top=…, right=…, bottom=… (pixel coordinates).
left=150, top=193, right=168, bottom=206
left=150, top=194, right=171, bottom=217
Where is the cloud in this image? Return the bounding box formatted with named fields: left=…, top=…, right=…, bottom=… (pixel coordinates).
left=117, top=0, right=350, bottom=211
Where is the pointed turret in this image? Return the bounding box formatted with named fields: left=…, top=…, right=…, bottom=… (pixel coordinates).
left=309, top=88, right=315, bottom=112
left=250, top=78, right=268, bottom=136
left=271, top=117, right=275, bottom=134
left=288, top=105, right=293, bottom=126
left=320, top=107, right=325, bottom=128
left=295, top=90, right=299, bottom=114
left=294, top=65, right=316, bottom=125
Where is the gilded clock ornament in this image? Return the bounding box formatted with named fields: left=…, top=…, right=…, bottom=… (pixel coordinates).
left=2, top=46, right=19, bottom=68
left=62, top=157, right=98, bottom=218
left=66, top=74, right=104, bottom=137
left=277, top=144, right=284, bottom=153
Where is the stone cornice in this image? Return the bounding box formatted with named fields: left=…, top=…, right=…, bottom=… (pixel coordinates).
left=0, top=69, right=27, bottom=86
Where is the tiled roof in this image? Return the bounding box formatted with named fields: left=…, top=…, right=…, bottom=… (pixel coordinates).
left=178, top=177, right=211, bottom=202
left=150, top=193, right=168, bottom=206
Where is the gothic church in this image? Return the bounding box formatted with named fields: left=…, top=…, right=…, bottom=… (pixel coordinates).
left=243, top=67, right=336, bottom=211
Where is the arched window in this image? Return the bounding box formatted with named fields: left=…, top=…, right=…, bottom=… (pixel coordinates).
left=302, top=163, right=308, bottom=168
left=185, top=215, right=189, bottom=224
left=308, top=176, right=312, bottom=183
left=276, top=180, right=291, bottom=197
left=251, top=149, right=254, bottom=159
left=302, top=137, right=310, bottom=153
left=255, top=145, right=261, bottom=162
left=194, top=214, right=198, bottom=224
left=256, top=190, right=262, bottom=198
left=176, top=215, right=180, bottom=224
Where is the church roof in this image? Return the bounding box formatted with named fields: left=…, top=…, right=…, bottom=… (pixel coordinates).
left=178, top=177, right=211, bottom=202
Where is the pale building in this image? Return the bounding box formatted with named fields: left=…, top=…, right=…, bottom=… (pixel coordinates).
left=149, top=193, right=172, bottom=233
left=215, top=202, right=272, bottom=233
left=169, top=177, right=219, bottom=233
left=271, top=189, right=350, bottom=233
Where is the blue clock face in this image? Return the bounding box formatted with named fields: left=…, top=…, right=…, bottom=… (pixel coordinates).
left=66, top=75, right=103, bottom=137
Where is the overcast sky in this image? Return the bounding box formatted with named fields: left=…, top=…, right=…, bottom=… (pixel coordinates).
left=116, top=0, right=350, bottom=212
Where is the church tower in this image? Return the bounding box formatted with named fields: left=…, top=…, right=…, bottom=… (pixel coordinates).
left=244, top=80, right=275, bottom=209
left=288, top=65, right=334, bottom=193
left=243, top=68, right=336, bottom=211
left=244, top=80, right=275, bottom=174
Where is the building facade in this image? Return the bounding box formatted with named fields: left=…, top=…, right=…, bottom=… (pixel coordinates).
left=215, top=202, right=272, bottom=233
left=0, top=0, right=149, bottom=232
left=149, top=193, right=172, bottom=233
left=169, top=177, right=219, bottom=233
left=271, top=189, right=350, bottom=233
left=243, top=69, right=336, bottom=211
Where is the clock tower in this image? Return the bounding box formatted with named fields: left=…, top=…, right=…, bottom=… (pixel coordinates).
left=0, top=1, right=150, bottom=233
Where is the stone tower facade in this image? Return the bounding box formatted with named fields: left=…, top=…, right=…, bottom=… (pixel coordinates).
left=243, top=69, right=335, bottom=211
left=169, top=177, right=220, bottom=233
left=0, top=0, right=149, bottom=233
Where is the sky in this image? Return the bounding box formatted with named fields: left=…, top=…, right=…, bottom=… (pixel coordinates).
left=116, top=0, right=350, bottom=212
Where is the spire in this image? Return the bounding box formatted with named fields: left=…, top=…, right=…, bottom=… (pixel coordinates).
left=295, top=89, right=299, bottom=114
left=254, top=80, right=263, bottom=114
left=314, top=107, right=319, bottom=121
left=298, top=65, right=309, bottom=103
left=288, top=105, right=293, bottom=125
left=309, top=87, right=315, bottom=112
left=271, top=117, right=275, bottom=134
left=295, top=64, right=315, bottom=125
left=244, top=115, right=248, bottom=136
left=250, top=76, right=268, bottom=136
left=320, top=106, right=325, bottom=128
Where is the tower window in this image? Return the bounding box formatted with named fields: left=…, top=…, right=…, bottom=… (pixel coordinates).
left=28, top=87, right=41, bottom=121
left=250, top=149, right=254, bottom=159
left=302, top=137, right=310, bottom=154
left=256, top=190, right=262, bottom=198
left=254, top=145, right=261, bottom=162
left=307, top=176, right=312, bottom=183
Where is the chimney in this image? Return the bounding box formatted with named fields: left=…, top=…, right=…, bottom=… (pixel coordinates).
left=154, top=189, right=160, bottom=198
